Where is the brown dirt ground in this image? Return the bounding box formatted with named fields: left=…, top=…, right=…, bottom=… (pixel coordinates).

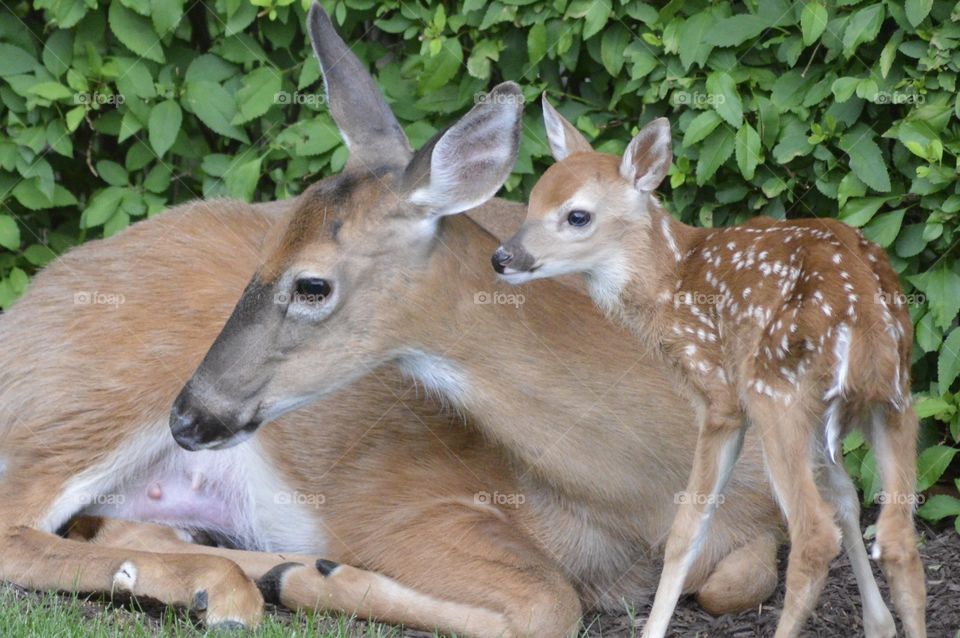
left=3, top=515, right=957, bottom=637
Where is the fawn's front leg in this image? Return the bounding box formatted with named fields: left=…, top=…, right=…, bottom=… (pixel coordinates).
left=640, top=399, right=747, bottom=638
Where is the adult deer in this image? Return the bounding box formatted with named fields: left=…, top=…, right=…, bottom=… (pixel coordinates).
left=492, top=97, right=927, bottom=638
left=1, top=5, right=780, bottom=636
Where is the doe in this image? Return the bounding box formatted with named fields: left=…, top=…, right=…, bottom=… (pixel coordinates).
left=493, top=97, right=926, bottom=638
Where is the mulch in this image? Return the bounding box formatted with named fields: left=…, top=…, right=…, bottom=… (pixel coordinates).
left=580, top=515, right=959, bottom=638
left=3, top=516, right=957, bottom=637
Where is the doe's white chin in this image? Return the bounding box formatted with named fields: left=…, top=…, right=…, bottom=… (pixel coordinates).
left=497, top=270, right=539, bottom=285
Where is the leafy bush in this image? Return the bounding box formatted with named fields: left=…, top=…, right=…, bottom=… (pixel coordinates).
left=0, top=0, right=957, bottom=529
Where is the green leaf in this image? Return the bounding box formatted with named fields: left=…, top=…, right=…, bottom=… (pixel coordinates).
left=183, top=81, right=249, bottom=143
left=108, top=1, right=165, bottom=63
left=839, top=128, right=891, bottom=192
left=894, top=223, right=927, bottom=258
left=862, top=209, right=904, bottom=247
left=706, top=72, right=743, bottom=128
left=81, top=187, right=126, bottom=228
left=939, top=328, right=960, bottom=392
left=43, top=30, right=73, bottom=77
left=905, top=0, right=932, bottom=27
left=831, top=77, right=860, bottom=103
left=676, top=13, right=713, bottom=71
left=705, top=14, right=770, bottom=47
left=916, top=445, right=958, bottom=492
left=233, top=67, right=282, bottom=124
left=96, top=160, right=128, bottom=187
left=152, top=0, right=184, bottom=35
left=839, top=197, right=885, bottom=227
left=735, top=122, right=761, bottom=180
left=696, top=127, right=735, bottom=186
left=148, top=100, right=182, bottom=157
left=682, top=111, right=722, bottom=148
left=0, top=215, right=20, bottom=250
left=842, top=5, right=884, bottom=59
left=224, top=156, right=262, bottom=202
left=800, top=2, right=828, bottom=46
left=0, top=44, right=38, bottom=77
left=29, top=82, right=73, bottom=101
left=860, top=449, right=882, bottom=505
left=915, top=312, right=942, bottom=353
left=914, top=396, right=952, bottom=419
left=909, top=268, right=960, bottom=331
left=917, top=494, right=960, bottom=522
left=12, top=179, right=76, bottom=210
left=582, top=0, right=611, bottom=40
left=600, top=24, right=629, bottom=76
left=22, top=244, right=55, bottom=267
left=420, top=38, right=462, bottom=92
left=527, top=22, right=546, bottom=62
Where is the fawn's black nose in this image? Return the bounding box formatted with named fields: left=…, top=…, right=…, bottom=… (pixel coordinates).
left=491, top=246, right=513, bottom=274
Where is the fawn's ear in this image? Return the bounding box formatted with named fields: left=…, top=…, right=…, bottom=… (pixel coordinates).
left=542, top=95, right=592, bottom=161
left=620, top=118, right=672, bottom=192
left=403, top=82, right=523, bottom=217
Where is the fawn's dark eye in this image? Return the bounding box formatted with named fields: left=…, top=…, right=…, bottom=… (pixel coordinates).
left=567, top=210, right=592, bottom=227
left=293, top=277, right=332, bottom=303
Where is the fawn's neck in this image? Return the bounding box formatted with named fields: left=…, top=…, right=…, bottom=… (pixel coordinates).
left=602, top=206, right=708, bottom=344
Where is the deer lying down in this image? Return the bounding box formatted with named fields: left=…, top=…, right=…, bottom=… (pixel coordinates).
left=0, top=5, right=784, bottom=636
left=494, top=97, right=927, bottom=638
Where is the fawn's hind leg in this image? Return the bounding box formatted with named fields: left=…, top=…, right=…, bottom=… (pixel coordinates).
left=820, top=460, right=895, bottom=637
left=747, top=395, right=842, bottom=638
left=870, top=406, right=926, bottom=638
left=641, top=400, right=747, bottom=638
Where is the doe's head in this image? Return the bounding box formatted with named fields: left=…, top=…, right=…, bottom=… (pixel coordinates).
left=493, top=96, right=673, bottom=296
left=169, top=3, right=523, bottom=451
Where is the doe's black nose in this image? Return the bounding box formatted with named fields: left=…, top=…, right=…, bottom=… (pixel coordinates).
left=491, top=246, right=513, bottom=274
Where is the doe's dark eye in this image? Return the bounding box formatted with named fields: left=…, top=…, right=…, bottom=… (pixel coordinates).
left=294, top=277, right=332, bottom=303
left=567, top=210, right=592, bottom=227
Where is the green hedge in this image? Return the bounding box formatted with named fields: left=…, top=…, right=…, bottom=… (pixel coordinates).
left=0, top=0, right=958, bottom=530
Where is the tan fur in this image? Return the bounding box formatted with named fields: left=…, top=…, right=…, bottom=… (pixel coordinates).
left=504, top=112, right=926, bottom=638
left=0, top=189, right=784, bottom=635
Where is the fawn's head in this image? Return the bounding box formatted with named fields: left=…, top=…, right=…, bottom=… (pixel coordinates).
left=170, top=4, right=523, bottom=451
left=493, top=97, right=672, bottom=304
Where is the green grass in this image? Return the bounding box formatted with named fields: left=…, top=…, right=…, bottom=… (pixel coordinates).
left=0, top=587, right=409, bottom=638
left=0, top=586, right=640, bottom=637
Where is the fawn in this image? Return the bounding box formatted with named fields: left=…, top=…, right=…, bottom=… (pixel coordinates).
left=493, top=96, right=927, bottom=638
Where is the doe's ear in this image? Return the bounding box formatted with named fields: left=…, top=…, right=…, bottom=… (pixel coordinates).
left=542, top=95, right=592, bottom=161
left=405, top=82, right=523, bottom=217
left=307, top=3, right=411, bottom=169
left=620, top=117, right=672, bottom=192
